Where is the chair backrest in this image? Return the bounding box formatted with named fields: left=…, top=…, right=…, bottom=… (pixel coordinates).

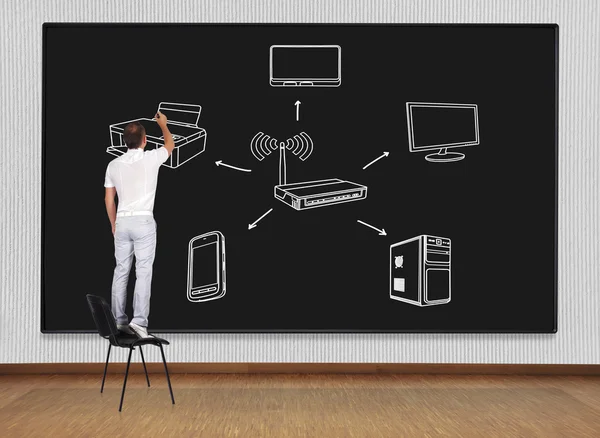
left=86, top=294, right=119, bottom=339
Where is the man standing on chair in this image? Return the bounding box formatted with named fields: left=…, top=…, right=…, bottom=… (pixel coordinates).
left=104, top=111, right=175, bottom=338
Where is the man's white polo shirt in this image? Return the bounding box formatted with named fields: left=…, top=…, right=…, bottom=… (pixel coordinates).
left=104, top=147, right=170, bottom=216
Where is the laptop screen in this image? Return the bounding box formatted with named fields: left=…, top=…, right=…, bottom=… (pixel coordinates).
left=271, top=46, right=340, bottom=81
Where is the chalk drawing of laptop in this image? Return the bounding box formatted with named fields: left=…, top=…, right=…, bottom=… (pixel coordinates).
left=269, top=45, right=342, bottom=87
left=106, top=102, right=207, bottom=169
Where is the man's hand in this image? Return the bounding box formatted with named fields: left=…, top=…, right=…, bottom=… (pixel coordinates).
left=154, top=111, right=168, bottom=128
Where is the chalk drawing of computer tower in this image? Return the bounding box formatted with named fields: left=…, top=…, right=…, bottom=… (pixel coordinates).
left=389, top=235, right=451, bottom=306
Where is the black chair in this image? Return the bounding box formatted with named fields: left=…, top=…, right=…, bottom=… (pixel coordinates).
left=85, top=294, right=175, bottom=411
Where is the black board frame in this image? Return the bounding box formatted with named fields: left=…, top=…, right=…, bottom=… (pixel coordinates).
left=41, top=23, right=558, bottom=334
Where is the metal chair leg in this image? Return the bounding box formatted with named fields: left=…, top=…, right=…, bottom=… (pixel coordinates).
left=139, top=345, right=150, bottom=387
left=119, top=347, right=134, bottom=412
left=159, top=344, right=175, bottom=404
left=101, top=344, right=111, bottom=393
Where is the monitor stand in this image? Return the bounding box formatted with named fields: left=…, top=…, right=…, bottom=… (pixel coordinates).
left=425, top=148, right=465, bottom=163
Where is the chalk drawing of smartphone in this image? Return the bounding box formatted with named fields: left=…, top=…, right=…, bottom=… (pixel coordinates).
left=187, top=231, right=226, bottom=303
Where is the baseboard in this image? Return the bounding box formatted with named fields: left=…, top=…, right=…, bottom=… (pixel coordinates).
left=1, top=363, right=600, bottom=375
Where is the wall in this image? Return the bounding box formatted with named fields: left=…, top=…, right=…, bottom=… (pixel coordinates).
left=0, top=0, right=597, bottom=364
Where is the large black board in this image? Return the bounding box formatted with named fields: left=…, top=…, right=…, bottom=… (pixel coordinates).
left=42, top=24, right=558, bottom=332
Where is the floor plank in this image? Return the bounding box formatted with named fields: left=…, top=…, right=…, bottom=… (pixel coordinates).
left=1, top=374, right=600, bottom=437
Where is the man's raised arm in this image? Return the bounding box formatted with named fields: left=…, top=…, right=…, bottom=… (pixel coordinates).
left=154, top=111, right=175, bottom=156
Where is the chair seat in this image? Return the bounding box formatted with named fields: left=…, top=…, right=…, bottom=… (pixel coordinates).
left=112, top=333, right=170, bottom=348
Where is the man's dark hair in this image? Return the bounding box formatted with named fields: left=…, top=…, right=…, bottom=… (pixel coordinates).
left=123, top=122, right=146, bottom=149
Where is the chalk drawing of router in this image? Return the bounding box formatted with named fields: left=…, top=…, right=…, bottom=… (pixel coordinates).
left=106, top=102, right=207, bottom=169
left=250, top=131, right=367, bottom=210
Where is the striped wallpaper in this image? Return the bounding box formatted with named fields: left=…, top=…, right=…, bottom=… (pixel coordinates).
left=0, top=0, right=598, bottom=364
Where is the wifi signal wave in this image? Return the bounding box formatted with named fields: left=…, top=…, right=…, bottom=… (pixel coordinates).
left=251, top=131, right=314, bottom=162
left=250, top=132, right=279, bottom=161
left=285, top=131, right=313, bottom=161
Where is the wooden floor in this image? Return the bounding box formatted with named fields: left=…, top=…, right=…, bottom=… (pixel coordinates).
left=2, top=374, right=600, bottom=437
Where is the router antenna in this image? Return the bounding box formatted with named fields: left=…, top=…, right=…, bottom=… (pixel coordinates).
left=279, top=142, right=286, bottom=185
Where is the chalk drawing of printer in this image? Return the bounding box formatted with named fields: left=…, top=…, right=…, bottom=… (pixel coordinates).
left=106, top=102, right=207, bottom=169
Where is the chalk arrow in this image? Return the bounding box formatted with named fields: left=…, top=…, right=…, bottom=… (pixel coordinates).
left=215, top=160, right=252, bottom=173
left=295, top=100, right=301, bottom=121
left=357, top=220, right=387, bottom=236
left=362, top=151, right=390, bottom=170
left=248, top=208, right=273, bottom=230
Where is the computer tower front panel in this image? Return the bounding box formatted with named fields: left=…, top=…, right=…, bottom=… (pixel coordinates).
left=423, top=235, right=451, bottom=305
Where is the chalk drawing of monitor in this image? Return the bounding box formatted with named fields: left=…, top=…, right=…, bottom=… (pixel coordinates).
left=406, top=102, right=480, bottom=163
left=270, top=45, right=341, bottom=87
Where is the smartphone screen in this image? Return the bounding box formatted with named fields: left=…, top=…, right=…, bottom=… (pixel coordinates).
left=191, top=240, right=218, bottom=290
